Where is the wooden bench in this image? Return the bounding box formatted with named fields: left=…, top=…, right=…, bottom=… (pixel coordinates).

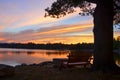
left=59, top=51, right=93, bottom=70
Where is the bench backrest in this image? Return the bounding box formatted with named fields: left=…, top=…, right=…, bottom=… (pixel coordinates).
left=67, top=51, right=92, bottom=63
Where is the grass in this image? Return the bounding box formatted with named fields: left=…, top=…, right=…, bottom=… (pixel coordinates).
left=1, top=64, right=120, bottom=80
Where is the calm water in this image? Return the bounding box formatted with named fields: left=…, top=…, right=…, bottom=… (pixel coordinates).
left=0, top=48, right=69, bottom=66
left=0, top=48, right=120, bottom=67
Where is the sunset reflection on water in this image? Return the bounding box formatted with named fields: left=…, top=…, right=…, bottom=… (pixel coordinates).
left=0, top=48, right=69, bottom=66
left=0, top=48, right=120, bottom=67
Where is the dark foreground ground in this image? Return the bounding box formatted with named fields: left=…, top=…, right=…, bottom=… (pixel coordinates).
left=1, top=63, right=120, bottom=80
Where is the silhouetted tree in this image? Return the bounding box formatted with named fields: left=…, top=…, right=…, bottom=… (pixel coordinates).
left=45, top=0, right=120, bottom=72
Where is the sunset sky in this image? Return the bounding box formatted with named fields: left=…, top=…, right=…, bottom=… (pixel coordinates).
left=0, top=0, right=119, bottom=44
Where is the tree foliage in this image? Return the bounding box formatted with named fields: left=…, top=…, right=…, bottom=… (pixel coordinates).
left=45, top=0, right=94, bottom=18
left=114, top=0, right=120, bottom=25
left=45, top=0, right=120, bottom=25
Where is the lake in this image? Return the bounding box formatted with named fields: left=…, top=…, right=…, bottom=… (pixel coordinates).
left=0, top=48, right=69, bottom=66
left=0, top=48, right=120, bottom=67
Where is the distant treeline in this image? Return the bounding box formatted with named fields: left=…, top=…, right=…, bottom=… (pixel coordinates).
left=0, top=38, right=119, bottom=50
left=0, top=42, right=93, bottom=50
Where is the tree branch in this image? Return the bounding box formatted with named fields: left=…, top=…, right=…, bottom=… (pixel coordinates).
left=85, top=0, right=97, bottom=3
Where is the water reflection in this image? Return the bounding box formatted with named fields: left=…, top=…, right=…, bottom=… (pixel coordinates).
left=46, top=50, right=69, bottom=56
left=0, top=48, right=68, bottom=66
left=0, top=48, right=120, bottom=67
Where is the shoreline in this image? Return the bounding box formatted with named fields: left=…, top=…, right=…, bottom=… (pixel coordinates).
left=1, top=61, right=120, bottom=80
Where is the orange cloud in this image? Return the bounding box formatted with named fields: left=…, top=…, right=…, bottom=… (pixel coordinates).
left=32, top=23, right=93, bottom=36
left=0, top=4, right=82, bottom=32
left=28, top=35, right=94, bottom=44
left=0, top=0, right=99, bottom=44
left=0, top=38, right=5, bottom=41
left=0, top=54, right=3, bottom=58
left=0, top=22, right=93, bottom=44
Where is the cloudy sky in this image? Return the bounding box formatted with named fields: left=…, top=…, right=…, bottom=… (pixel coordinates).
left=0, top=0, right=119, bottom=44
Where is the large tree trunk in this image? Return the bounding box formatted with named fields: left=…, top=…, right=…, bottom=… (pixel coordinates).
left=92, top=1, right=118, bottom=72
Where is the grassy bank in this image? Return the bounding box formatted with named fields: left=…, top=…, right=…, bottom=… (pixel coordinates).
left=1, top=64, right=120, bottom=80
